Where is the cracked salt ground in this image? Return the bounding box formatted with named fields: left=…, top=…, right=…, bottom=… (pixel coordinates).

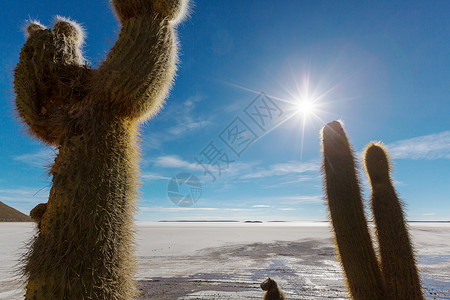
left=133, top=223, right=450, bottom=299
left=418, top=255, right=450, bottom=300
left=136, top=240, right=349, bottom=299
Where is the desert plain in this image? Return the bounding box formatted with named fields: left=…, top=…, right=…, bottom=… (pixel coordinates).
left=0, top=222, right=449, bottom=299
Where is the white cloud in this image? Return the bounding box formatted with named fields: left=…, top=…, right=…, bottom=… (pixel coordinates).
left=241, top=160, right=320, bottom=179
left=139, top=194, right=322, bottom=212
left=151, top=155, right=259, bottom=185
left=139, top=206, right=253, bottom=212
left=0, top=187, right=49, bottom=214
left=275, top=195, right=323, bottom=205
left=183, top=95, right=204, bottom=110
left=278, top=208, right=296, bottom=211
left=264, top=175, right=319, bottom=188
left=0, top=188, right=44, bottom=196
left=141, top=172, right=171, bottom=181
left=218, top=195, right=322, bottom=207
left=154, top=155, right=201, bottom=171
left=216, top=161, right=260, bottom=179
left=222, top=101, right=244, bottom=113
left=167, top=119, right=211, bottom=136
left=150, top=154, right=320, bottom=193
left=0, top=187, right=49, bottom=201
left=144, top=95, right=212, bottom=149
left=387, top=131, right=450, bottom=160
left=13, top=148, right=57, bottom=168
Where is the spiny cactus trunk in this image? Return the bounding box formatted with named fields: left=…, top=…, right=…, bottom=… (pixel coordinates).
left=14, top=1, right=189, bottom=298
left=25, top=119, right=139, bottom=299
left=365, top=144, right=423, bottom=299
left=321, top=121, right=386, bottom=299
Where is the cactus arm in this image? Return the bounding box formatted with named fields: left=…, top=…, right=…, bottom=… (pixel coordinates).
left=14, top=21, right=91, bottom=144
left=321, top=121, right=386, bottom=299
left=90, top=17, right=176, bottom=121
left=112, top=0, right=189, bottom=24
left=90, top=0, right=189, bottom=121
left=364, top=143, right=424, bottom=299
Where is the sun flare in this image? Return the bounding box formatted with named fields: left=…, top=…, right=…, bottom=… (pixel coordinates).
left=296, top=98, right=316, bottom=116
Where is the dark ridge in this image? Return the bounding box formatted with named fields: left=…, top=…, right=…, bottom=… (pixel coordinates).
left=0, top=201, right=32, bottom=222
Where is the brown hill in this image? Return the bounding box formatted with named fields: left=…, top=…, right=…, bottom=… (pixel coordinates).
left=0, top=201, right=32, bottom=222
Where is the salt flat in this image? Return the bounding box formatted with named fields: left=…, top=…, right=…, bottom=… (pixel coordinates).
left=1, top=222, right=449, bottom=299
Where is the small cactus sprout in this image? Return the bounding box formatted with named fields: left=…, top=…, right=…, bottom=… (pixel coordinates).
left=320, top=121, right=424, bottom=299
left=29, top=203, right=47, bottom=226
left=260, top=277, right=286, bottom=300
left=14, top=0, right=190, bottom=299
left=364, top=143, right=423, bottom=299
left=26, top=21, right=46, bottom=37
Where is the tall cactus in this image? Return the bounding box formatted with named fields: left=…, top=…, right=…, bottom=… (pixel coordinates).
left=321, top=121, right=386, bottom=299
left=364, top=143, right=423, bottom=299
left=321, top=121, right=423, bottom=299
left=14, top=1, right=189, bottom=299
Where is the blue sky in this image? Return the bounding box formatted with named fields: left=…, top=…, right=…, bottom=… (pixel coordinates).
left=1, top=1, right=449, bottom=221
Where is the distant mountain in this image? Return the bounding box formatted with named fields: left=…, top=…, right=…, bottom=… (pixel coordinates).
left=0, top=201, right=32, bottom=222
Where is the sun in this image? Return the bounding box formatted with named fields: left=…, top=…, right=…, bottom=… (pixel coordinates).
left=296, top=98, right=316, bottom=116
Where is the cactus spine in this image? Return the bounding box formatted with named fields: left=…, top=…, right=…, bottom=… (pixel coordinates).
left=14, top=1, right=189, bottom=299
left=365, top=143, right=423, bottom=299
left=321, top=121, right=423, bottom=299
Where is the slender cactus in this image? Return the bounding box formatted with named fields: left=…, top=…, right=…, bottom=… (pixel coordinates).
left=321, top=121, right=386, bottom=299
left=14, top=1, right=189, bottom=299
left=320, top=121, right=423, bottom=299
left=364, top=143, right=423, bottom=299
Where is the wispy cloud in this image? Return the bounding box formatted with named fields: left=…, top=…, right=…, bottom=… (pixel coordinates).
left=145, top=95, right=212, bottom=149
left=151, top=154, right=259, bottom=185
left=150, top=153, right=321, bottom=194
left=167, top=120, right=211, bottom=136
left=164, top=95, right=211, bottom=136
left=222, top=100, right=244, bottom=113
left=154, top=155, right=201, bottom=171
left=271, top=175, right=319, bottom=186
left=0, top=187, right=49, bottom=214
left=275, top=195, right=323, bottom=205
left=13, top=148, right=57, bottom=168
left=141, top=172, right=171, bottom=181
left=210, top=195, right=323, bottom=207
left=140, top=206, right=254, bottom=212
left=140, top=193, right=322, bottom=211
left=387, top=131, right=450, bottom=160
left=0, top=187, right=49, bottom=203
left=241, top=160, right=320, bottom=179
